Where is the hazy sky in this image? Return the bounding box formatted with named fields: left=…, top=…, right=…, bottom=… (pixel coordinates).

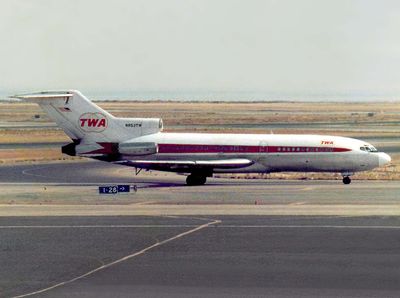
left=1, top=0, right=400, bottom=97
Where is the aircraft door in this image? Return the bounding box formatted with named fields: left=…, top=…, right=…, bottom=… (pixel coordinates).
left=259, top=141, right=268, bottom=153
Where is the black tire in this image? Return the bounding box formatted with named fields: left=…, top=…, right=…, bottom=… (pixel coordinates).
left=186, top=175, right=195, bottom=186
left=342, top=176, right=351, bottom=184
left=197, top=175, right=207, bottom=185
left=186, top=174, right=207, bottom=186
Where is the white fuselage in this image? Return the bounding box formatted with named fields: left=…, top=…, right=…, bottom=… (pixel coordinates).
left=121, top=132, right=390, bottom=174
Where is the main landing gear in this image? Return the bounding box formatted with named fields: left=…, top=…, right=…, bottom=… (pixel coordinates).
left=342, top=176, right=351, bottom=185
left=186, top=174, right=207, bottom=186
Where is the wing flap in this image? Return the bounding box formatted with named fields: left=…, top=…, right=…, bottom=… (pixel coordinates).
left=195, top=159, right=254, bottom=168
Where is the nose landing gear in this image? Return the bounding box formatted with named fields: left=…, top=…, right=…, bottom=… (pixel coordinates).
left=342, top=176, right=351, bottom=184
left=341, top=172, right=353, bottom=185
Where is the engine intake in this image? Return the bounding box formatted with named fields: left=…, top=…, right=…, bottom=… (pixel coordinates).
left=61, top=142, right=77, bottom=156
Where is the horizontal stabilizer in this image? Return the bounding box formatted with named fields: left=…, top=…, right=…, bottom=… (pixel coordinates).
left=11, top=91, right=73, bottom=102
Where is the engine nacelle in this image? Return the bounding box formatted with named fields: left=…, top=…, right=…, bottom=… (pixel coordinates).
left=118, top=142, right=158, bottom=156
left=62, top=141, right=118, bottom=157
left=141, top=118, right=163, bottom=135
left=62, top=141, right=158, bottom=157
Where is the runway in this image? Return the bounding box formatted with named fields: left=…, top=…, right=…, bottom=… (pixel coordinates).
left=2, top=215, right=400, bottom=298
left=1, top=161, right=400, bottom=297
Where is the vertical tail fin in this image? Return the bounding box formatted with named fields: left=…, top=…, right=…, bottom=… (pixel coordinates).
left=12, top=90, right=163, bottom=144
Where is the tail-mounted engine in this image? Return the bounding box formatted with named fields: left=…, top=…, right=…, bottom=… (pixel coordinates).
left=62, top=140, right=158, bottom=157
left=118, top=142, right=158, bottom=156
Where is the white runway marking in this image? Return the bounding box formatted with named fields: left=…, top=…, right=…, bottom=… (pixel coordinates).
left=288, top=201, right=306, bottom=205
left=0, top=225, right=199, bottom=229
left=216, top=225, right=400, bottom=229
left=13, top=218, right=221, bottom=298
left=2, top=224, right=400, bottom=230
left=21, top=166, right=52, bottom=179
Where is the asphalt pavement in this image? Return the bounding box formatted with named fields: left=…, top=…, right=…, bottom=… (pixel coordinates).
left=2, top=216, right=400, bottom=297
left=1, top=162, right=400, bottom=297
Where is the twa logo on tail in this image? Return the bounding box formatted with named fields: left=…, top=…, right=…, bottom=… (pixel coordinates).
left=79, top=113, right=108, bottom=132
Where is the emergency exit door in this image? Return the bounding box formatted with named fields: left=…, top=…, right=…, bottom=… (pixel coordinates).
left=259, top=141, right=268, bottom=153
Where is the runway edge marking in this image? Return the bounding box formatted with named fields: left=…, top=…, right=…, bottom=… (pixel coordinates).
left=13, top=217, right=221, bottom=298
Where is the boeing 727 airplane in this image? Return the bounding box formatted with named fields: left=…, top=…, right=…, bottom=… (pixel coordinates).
left=13, top=90, right=391, bottom=185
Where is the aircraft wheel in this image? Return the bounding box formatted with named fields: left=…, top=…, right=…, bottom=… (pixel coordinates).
left=186, top=174, right=207, bottom=186
left=342, top=176, right=351, bottom=184
left=197, top=175, right=207, bottom=185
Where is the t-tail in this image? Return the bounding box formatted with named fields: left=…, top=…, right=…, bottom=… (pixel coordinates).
left=12, top=90, right=163, bottom=158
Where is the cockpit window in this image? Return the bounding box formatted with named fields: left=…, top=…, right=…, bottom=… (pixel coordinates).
left=360, top=145, right=378, bottom=152
left=369, top=146, right=378, bottom=152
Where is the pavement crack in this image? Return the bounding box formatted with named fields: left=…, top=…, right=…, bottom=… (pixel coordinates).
left=12, top=216, right=221, bottom=298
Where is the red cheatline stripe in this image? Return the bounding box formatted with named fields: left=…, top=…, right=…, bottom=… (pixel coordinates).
left=82, top=143, right=351, bottom=155
left=157, top=144, right=351, bottom=154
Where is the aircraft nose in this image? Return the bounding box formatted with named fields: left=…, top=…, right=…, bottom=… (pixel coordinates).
left=378, top=153, right=391, bottom=167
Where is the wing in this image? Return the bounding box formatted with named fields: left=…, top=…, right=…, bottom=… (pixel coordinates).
left=114, top=158, right=254, bottom=172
